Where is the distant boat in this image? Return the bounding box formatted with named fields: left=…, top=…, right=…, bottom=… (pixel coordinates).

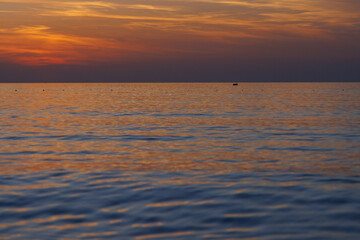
left=233, top=83, right=238, bottom=86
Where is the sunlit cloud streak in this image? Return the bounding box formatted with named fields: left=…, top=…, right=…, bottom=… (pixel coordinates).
left=0, top=0, right=359, bottom=66
left=125, top=4, right=177, bottom=11
left=0, top=0, right=117, bottom=8
left=0, top=25, right=149, bottom=65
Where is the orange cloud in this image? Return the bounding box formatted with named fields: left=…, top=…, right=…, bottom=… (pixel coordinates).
left=0, top=0, right=359, bottom=66
left=0, top=0, right=117, bottom=8
left=0, top=25, right=148, bottom=65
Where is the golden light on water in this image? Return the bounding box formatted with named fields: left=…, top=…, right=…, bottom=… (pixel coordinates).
left=0, top=83, right=360, bottom=239
left=0, top=83, right=359, bottom=178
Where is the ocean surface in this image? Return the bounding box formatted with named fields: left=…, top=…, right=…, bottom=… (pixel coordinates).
left=0, top=82, right=359, bottom=240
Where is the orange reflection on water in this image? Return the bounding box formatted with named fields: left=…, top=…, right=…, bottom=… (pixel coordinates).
left=132, top=222, right=164, bottom=228
left=0, top=83, right=359, bottom=177
left=100, top=207, right=130, bottom=213
left=0, top=83, right=359, bottom=240
left=0, top=215, right=86, bottom=228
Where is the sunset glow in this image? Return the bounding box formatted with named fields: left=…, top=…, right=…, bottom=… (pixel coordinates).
left=0, top=0, right=359, bottom=81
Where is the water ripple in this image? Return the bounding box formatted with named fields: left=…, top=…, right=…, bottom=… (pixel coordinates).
left=0, top=83, right=359, bottom=239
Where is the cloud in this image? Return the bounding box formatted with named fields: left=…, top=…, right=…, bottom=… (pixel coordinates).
left=40, top=9, right=181, bottom=21
left=125, top=4, right=177, bottom=11
left=0, top=0, right=359, bottom=66
left=0, top=0, right=175, bottom=12
left=0, top=0, right=117, bottom=8
left=0, top=25, right=147, bottom=65
left=32, top=0, right=358, bottom=41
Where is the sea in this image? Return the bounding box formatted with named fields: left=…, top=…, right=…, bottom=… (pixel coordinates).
left=0, top=82, right=359, bottom=240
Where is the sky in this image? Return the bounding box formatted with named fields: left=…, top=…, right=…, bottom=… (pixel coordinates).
left=0, top=0, right=359, bottom=82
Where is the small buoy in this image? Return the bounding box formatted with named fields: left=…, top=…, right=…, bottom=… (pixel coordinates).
left=43, top=89, right=45, bottom=91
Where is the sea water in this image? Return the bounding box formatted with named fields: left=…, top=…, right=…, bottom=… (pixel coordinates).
left=0, top=83, right=359, bottom=239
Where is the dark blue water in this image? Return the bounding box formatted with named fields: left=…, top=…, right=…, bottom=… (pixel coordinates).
left=0, top=83, right=359, bottom=239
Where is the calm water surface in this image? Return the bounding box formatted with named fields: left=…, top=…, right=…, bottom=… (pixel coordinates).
left=0, top=83, right=359, bottom=239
